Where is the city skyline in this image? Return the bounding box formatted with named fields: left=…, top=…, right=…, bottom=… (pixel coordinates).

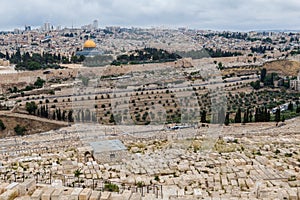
left=1, top=0, right=300, bottom=31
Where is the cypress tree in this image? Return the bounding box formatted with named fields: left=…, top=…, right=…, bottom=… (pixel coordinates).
left=249, top=110, right=253, bottom=122
left=243, top=110, right=248, bottom=123
left=52, top=110, right=56, bottom=120
left=224, top=112, right=230, bottom=126
left=288, top=101, right=293, bottom=112
left=261, top=68, right=267, bottom=82
left=255, top=107, right=259, bottom=122
left=0, top=119, right=6, bottom=131
left=200, top=110, right=207, bottom=123
left=266, top=108, right=271, bottom=122
left=81, top=110, right=85, bottom=122
left=218, top=107, right=225, bottom=124
left=275, top=108, right=281, bottom=123
left=62, top=110, right=66, bottom=121
left=85, top=109, right=91, bottom=122
left=45, top=105, right=49, bottom=118
left=68, top=110, right=74, bottom=122
left=234, top=108, right=242, bottom=123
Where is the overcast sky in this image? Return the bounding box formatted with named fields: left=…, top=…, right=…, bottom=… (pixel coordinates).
left=1, top=0, right=300, bottom=31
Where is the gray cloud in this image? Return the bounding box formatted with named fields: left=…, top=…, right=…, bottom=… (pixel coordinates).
left=0, top=0, right=300, bottom=31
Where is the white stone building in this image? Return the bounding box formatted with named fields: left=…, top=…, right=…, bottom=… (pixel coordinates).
left=290, top=74, right=300, bottom=91
left=88, top=140, right=127, bottom=164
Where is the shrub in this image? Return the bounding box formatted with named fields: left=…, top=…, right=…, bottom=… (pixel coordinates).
left=104, top=183, right=119, bottom=192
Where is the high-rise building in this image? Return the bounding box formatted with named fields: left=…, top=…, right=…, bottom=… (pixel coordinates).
left=93, top=20, right=98, bottom=30
left=25, top=25, right=31, bottom=31
left=14, top=28, right=21, bottom=34
left=44, top=22, right=51, bottom=32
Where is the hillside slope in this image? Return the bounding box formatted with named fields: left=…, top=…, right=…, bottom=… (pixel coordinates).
left=0, top=112, right=67, bottom=138
left=263, top=60, right=300, bottom=77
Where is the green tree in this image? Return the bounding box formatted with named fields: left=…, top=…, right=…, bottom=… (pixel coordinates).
left=217, top=62, right=223, bottom=70
left=71, top=56, right=78, bottom=63
left=80, top=76, right=90, bottom=86
left=109, top=114, right=116, bottom=124
left=14, top=124, right=27, bottom=136
left=250, top=80, right=260, bottom=90
left=74, top=168, right=82, bottom=185
left=26, top=101, right=37, bottom=115
left=104, top=183, right=119, bottom=192
left=34, top=77, right=45, bottom=88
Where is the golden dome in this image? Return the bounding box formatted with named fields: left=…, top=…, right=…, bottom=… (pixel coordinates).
left=83, top=40, right=96, bottom=48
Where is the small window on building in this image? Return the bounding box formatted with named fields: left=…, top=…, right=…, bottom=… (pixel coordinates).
left=110, top=154, right=115, bottom=159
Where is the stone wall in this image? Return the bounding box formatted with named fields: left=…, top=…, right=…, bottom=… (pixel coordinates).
left=94, top=150, right=128, bottom=164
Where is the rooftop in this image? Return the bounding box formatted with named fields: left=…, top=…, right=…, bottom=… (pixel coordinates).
left=89, top=139, right=127, bottom=153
